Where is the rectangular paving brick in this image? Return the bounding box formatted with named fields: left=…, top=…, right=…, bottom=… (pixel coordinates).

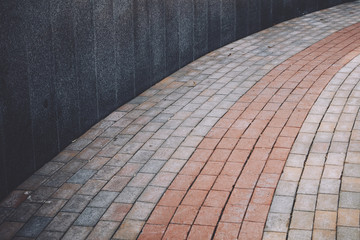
left=35, top=199, right=66, bottom=217
left=44, top=171, right=73, bottom=187
left=67, top=169, right=96, bottom=184
left=88, top=191, right=118, bottom=208
left=103, top=176, right=131, bottom=192
left=138, top=186, right=166, bottom=203
left=113, top=219, right=144, bottom=240
left=61, top=195, right=92, bottom=213
left=46, top=212, right=79, bottom=232
left=87, top=221, right=120, bottom=240
left=74, top=207, right=106, bottom=227
left=126, top=202, right=155, bottom=221
left=8, top=202, right=41, bottom=222
left=16, top=216, right=52, bottom=238
left=101, top=203, right=132, bottom=222
left=77, top=179, right=107, bottom=196
left=290, top=211, right=314, bottom=230
left=62, top=226, right=92, bottom=240
left=115, top=186, right=143, bottom=204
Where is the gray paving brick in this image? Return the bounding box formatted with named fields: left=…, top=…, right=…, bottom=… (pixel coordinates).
left=16, top=175, right=48, bottom=191
left=62, top=159, right=88, bottom=173
left=44, top=171, right=73, bottom=187
left=74, top=207, right=106, bottom=227
left=62, top=226, right=92, bottom=240
left=115, top=186, right=143, bottom=204
left=0, top=207, right=14, bottom=223
left=106, top=153, right=131, bottom=167
left=35, top=199, right=66, bottom=217
left=46, top=212, right=79, bottom=232
left=270, top=196, right=294, bottom=214
left=161, top=159, right=187, bottom=173
left=288, top=230, right=312, bottom=240
left=152, top=148, right=176, bottom=160
left=87, top=221, right=120, bottom=240
left=162, top=136, right=185, bottom=148
left=37, top=231, right=63, bottom=240
left=26, top=186, right=57, bottom=202
left=140, top=160, right=166, bottom=173
left=141, top=139, right=164, bottom=151
left=119, top=142, right=143, bottom=154
left=61, top=195, right=92, bottom=213
left=339, top=191, right=360, bottom=209
left=319, top=179, right=341, bottom=194
left=16, top=216, right=52, bottom=238
left=92, top=166, right=121, bottom=180
left=343, top=163, right=360, bottom=177
left=66, top=139, right=92, bottom=151
left=67, top=169, right=96, bottom=184
left=8, top=203, right=41, bottom=222
left=298, top=179, right=320, bottom=195
left=88, top=191, right=118, bottom=208
left=264, top=213, right=290, bottom=232
left=77, top=179, right=107, bottom=196
left=35, top=162, right=64, bottom=176
left=337, top=227, right=360, bottom=240
left=129, top=150, right=155, bottom=164
left=126, top=202, right=155, bottom=221
left=138, top=186, right=166, bottom=203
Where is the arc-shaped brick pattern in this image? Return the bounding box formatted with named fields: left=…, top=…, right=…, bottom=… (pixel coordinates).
left=264, top=53, right=360, bottom=240
left=139, top=23, right=360, bottom=239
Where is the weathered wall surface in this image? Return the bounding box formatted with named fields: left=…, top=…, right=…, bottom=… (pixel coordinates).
left=0, top=0, right=351, bottom=199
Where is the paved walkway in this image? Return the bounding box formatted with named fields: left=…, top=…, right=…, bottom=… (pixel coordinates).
left=1, top=2, right=360, bottom=240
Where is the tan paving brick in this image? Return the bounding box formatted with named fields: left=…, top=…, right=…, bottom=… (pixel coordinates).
left=314, top=210, right=337, bottom=230
left=338, top=208, right=360, bottom=227
left=290, top=211, right=314, bottom=230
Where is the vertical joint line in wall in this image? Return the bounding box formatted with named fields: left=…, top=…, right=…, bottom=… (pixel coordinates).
left=178, top=0, right=180, bottom=70
left=163, top=0, right=167, bottom=77
left=24, top=24, right=36, bottom=171
left=49, top=1, right=61, bottom=152
left=220, top=0, right=223, bottom=46
left=233, top=0, right=236, bottom=39
left=206, top=0, right=208, bottom=53
left=71, top=1, right=81, bottom=133
left=147, top=0, right=151, bottom=85
left=192, top=0, right=195, bottom=61
left=132, top=0, right=136, bottom=97
left=92, top=0, right=100, bottom=120
left=112, top=0, right=118, bottom=104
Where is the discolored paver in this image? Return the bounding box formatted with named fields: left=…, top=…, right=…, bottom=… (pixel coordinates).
left=0, top=2, right=360, bottom=239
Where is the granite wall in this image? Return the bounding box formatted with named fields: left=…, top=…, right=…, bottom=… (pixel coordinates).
left=0, top=0, right=352, bottom=199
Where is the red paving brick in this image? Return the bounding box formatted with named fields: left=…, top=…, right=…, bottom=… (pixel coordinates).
left=171, top=205, right=199, bottom=224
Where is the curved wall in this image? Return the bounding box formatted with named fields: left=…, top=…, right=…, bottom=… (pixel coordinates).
left=0, top=0, right=352, bottom=199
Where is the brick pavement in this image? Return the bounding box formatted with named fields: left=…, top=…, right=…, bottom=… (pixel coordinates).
left=0, top=1, right=360, bottom=239
left=264, top=53, right=360, bottom=240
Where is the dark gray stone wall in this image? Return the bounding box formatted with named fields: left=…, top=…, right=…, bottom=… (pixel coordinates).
left=0, top=0, right=353, bottom=199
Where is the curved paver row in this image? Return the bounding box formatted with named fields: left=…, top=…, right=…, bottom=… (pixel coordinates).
left=138, top=24, right=360, bottom=239
left=264, top=54, right=360, bottom=240
left=0, top=2, right=359, bottom=240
